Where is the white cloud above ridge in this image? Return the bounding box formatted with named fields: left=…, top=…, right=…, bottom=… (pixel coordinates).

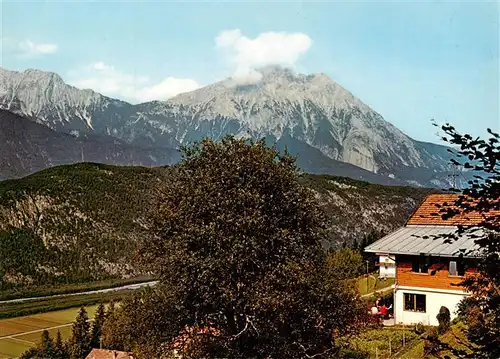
left=69, top=62, right=201, bottom=103
left=215, top=29, right=312, bottom=86
left=18, top=40, right=58, bottom=57
left=68, top=29, right=312, bottom=101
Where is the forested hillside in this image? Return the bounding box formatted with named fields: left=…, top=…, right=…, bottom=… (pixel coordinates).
left=0, top=163, right=434, bottom=290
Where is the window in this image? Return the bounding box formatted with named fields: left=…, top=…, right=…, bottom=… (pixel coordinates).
left=404, top=293, right=426, bottom=312
left=449, top=261, right=458, bottom=276
left=449, top=260, right=466, bottom=276
left=458, top=261, right=466, bottom=276
left=411, top=256, right=430, bottom=274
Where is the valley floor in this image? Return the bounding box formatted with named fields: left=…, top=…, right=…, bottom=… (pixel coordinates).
left=0, top=306, right=99, bottom=359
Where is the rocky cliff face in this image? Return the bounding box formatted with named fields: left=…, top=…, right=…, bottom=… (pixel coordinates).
left=0, top=163, right=433, bottom=288
left=0, top=66, right=455, bottom=186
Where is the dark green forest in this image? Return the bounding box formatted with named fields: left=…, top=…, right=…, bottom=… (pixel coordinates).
left=0, top=162, right=432, bottom=291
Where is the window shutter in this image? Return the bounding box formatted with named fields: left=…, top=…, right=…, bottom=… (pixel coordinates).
left=449, top=261, right=457, bottom=276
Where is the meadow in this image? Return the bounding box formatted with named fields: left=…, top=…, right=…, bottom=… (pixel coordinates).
left=358, top=274, right=395, bottom=297
left=0, top=290, right=132, bottom=319
left=0, top=306, right=99, bottom=358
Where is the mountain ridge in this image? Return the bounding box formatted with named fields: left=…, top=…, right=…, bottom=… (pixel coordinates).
left=0, top=66, right=456, bottom=186
left=0, top=162, right=434, bottom=289
left=0, top=109, right=180, bottom=180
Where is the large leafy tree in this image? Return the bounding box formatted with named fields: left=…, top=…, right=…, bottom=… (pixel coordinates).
left=436, top=125, right=499, bottom=358
left=137, top=136, right=365, bottom=358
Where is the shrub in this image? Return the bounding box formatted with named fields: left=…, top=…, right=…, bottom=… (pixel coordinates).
left=423, top=326, right=441, bottom=355
left=414, top=322, right=425, bottom=335
left=436, top=306, right=451, bottom=334
left=339, top=348, right=369, bottom=359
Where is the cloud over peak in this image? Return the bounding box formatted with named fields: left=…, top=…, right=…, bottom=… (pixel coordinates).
left=69, top=61, right=201, bottom=103
left=216, top=29, right=312, bottom=86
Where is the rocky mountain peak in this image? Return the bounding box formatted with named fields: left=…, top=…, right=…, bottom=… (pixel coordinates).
left=0, top=65, right=454, bottom=187
left=168, top=66, right=368, bottom=117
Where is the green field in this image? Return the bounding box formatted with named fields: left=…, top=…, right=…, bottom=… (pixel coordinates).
left=358, top=274, right=395, bottom=297
left=346, top=328, right=420, bottom=358
left=0, top=305, right=99, bottom=359
left=0, top=289, right=133, bottom=320
left=0, top=276, right=153, bottom=302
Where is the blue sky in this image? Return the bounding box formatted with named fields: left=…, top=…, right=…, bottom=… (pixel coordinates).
left=1, top=0, right=498, bottom=143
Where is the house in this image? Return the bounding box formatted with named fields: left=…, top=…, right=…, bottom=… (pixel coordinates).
left=86, top=349, right=135, bottom=359
left=365, top=193, right=495, bottom=326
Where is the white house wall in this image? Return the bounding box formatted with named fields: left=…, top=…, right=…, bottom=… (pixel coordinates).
left=378, top=254, right=396, bottom=278
left=394, top=286, right=468, bottom=326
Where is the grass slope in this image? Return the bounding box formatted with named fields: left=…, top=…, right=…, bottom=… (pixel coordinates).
left=358, top=274, right=395, bottom=297
left=0, top=163, right=434, bottom=290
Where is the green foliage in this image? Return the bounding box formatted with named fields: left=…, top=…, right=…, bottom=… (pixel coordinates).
left=69, top=306, right=91, bottom=359
left=342, top=328, right=419, bottom=359
left=0, top=276, right=152, bottom=301
left=90, top=303, right=106, bottom=348
left=326, top=248, right=364, bottom=281
left=101, top=136, right=367, bottom=358
left=54, top=331, right=69, bottom=359
left=40, top=330, right=55, bottom=356
left=0, top=289, right=133, bottom=319
left=0, top=163, right=168, bottom=290
left=338, top=348, right=369, bottom=359
left=437, top=124, right=500, bottom=358
left=437, top=306, right=451, bottom=334
left=357, top=274, right=394, bottom=297
left=20, top=329, right=70, bottom=359
left=0, top=227, right=47, bottom=282
left=414, top=322, right=425, bottom=335
left=0, top=160, right=430, bottom=291
left=18, top=304, right=112, bottom=359
left=102, top=288, right=176, bottom=355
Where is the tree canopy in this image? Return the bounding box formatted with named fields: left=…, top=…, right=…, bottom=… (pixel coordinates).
left=130, top=136, right=366, bottom=358
left=436, top=125, right=499, bottom=358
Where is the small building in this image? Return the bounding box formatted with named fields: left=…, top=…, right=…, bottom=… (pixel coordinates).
left=365, top=194, right=493, bottom=326
left=86, top=349, right=135, bottom=359
left=377, top=254, right=396, bottom=278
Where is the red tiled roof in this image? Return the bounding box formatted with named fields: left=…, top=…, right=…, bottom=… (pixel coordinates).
left=86, top=349, right=134, bottom=359
left=406, top=193, right=498, bottom=226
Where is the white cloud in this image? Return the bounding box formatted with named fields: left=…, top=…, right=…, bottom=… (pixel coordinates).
left=134, top=77, right=201, bottom=103
left=90, top=61, right=115, bottom=72
left=69, top=61, right=201, bottom=103
left=215, top=29, right=312, bottom=86
left=19, top=40, right=58, bottom=57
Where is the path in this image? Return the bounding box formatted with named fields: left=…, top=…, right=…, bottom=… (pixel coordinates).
left=0, top=281, right=158, bottom=305
left=0, top=322, right=80, bottom=340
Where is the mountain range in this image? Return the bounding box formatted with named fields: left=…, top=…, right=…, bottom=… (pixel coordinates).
left=0, top=66, right=457, bottom=186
